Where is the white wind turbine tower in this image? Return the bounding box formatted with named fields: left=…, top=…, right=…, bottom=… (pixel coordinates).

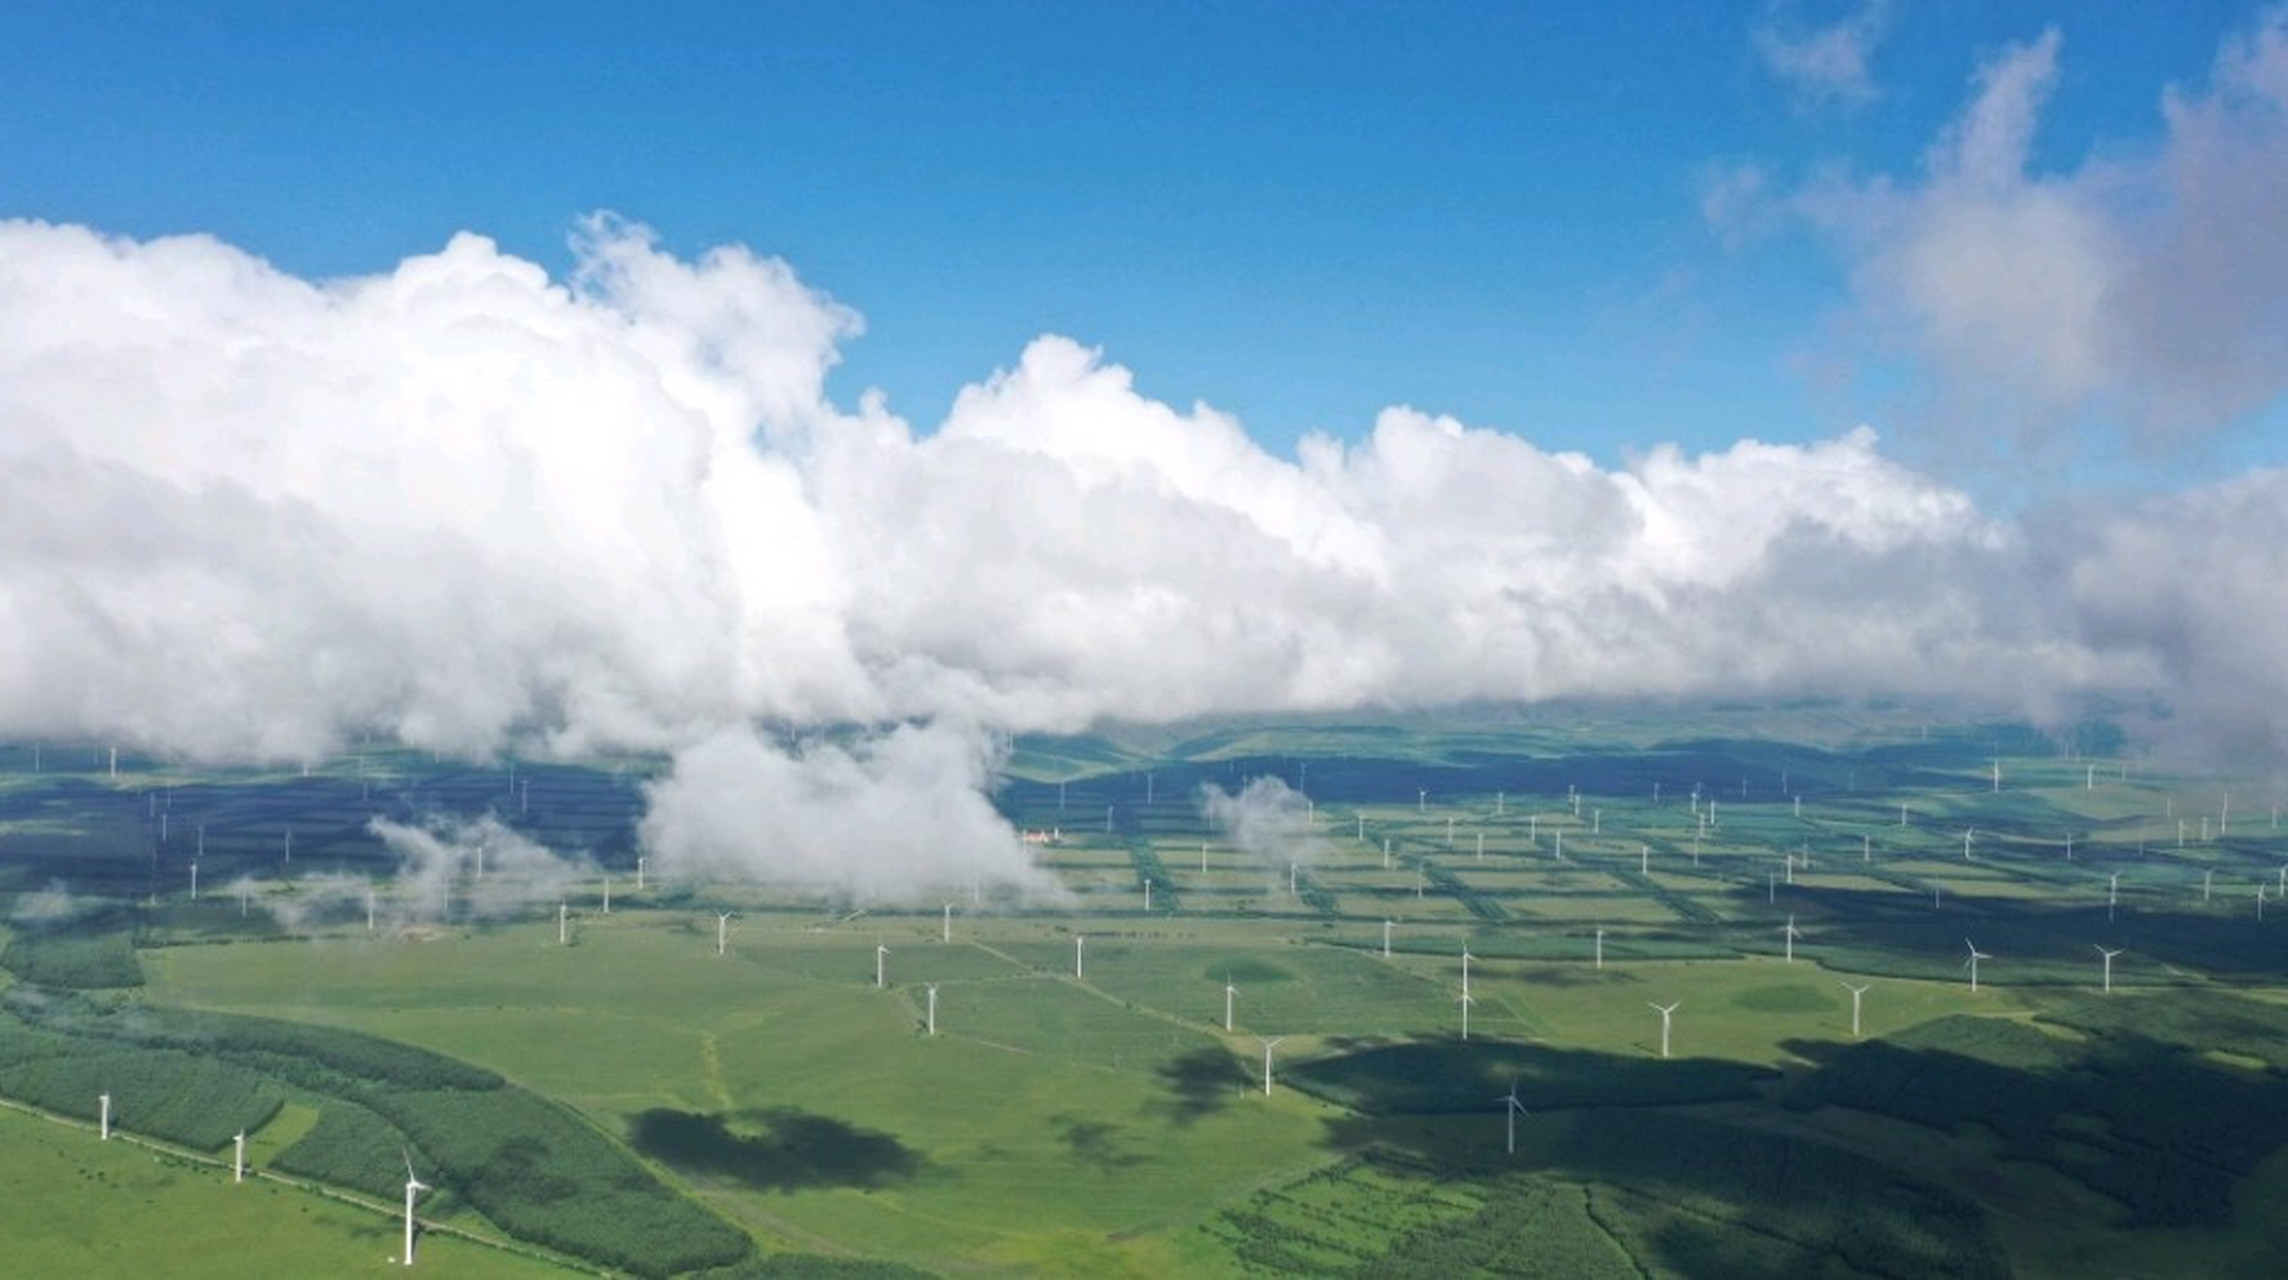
left=1594, top=927, right=1605, bottom=971
left=1839, top=981, right=1869, bottom=1039
left=1257, top=1036, right=1286, bottom=1096
left=1074, top=934, right=1085, bottom=979
left=233, top=1130, right=246, bottom=1183
left=557, top=902, right=569, bottom=946
left=1458, top=990, right=1474, bottom=1041
left=925, top=983, right=940, bottom=1036
left=1498, top=1078, right=1528, bottom=1156
left=942, top=904, right=953, bottom=944
left=1962, top=828, right=1973, bottom=861
left=1223, top=979, right=1239, bottom=1031
left=1382, top=919, right=1393, bottom=959
left=601, top=877, right=611, bottom=914
left=1963, top=939, right=1991, bottom=992
left=876, top=944, right=890, bottom=989
left=1460, top=945, right=1475, bottom=999
left=1780, top=914, right=1802, bottom=964
left=401, top=1152, right=428, bottom=1266
left=2094, top=945, right=2123, bottom=994
left=1649, top=1002, right=1679, bottom=1060
left=2108, top=871, right=2122, bottom=922
left=636, top=856, right=646, bottom=890
left=716, top=912, right=734, bottom=957
left=99, top=1092, right=111, bottom=1140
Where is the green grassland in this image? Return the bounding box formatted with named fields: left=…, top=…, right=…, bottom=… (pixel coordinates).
left=0, top=716, right=2284, bottom=1276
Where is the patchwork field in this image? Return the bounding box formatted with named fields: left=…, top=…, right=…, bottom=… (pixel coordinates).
left=1, top=713, right=2284, bottom=1275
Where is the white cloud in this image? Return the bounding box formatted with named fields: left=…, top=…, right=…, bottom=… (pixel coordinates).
left=635, top=722, right=1066, bottom=906
left=1753, top=0, right=1891, bottom=109
left=0, top=208, right=2283, bottom=900
left=369, top=814, right=587, bottom=925
left=1795, top=11, right=2288, bottom=454
left=1199, top=776, right=1328, bottom=882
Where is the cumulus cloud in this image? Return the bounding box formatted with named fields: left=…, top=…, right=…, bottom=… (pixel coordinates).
left=635, top=722, right=1064, bottom=906
left=1793, top=11, right=2288, bottom=454
left=0, top=200, right=2283, bottom=901
left=1753, top=0, right=1891, bottom=109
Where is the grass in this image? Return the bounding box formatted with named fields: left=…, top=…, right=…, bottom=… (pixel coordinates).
left=0, top=1103, right=570, bottom=1276
left=4, top=713, right=2286, bottom=1274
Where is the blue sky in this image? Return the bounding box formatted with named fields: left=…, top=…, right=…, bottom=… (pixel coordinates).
left=4, top=1, right=2281, bottom=478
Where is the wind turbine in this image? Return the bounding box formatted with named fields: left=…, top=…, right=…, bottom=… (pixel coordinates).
left=401, top=1151, right=428, bottom=1266
left=1382, top=919, right=1393, bottom=959
left=557, top=902, right=568, bottom=946
left=942, top=904, right=953, bottom=943
left=1223, top=979, right=1239, bottom=1031
left=1074, top=934, right=1085, bottom=979
left=1457, top=990, right=1474, bottom=1041
left=1257, top=1036, right=1285, bottom=1096
left=601, top=876, right=611, bottom=914
left=1962, top=828, right=1974, bottom=861
left=1648, top=1002, right=1679, bottom=1060
left=876, top=944, right=890, bottom=989
left=1497, top=1078, right=1528, bottom=1156
left=925, top=983, right=939, bottom=1036
left=1963, top=939, right=1990, bottom=992
left=1839, top=981, right=1869, bottom=1038
left=233, top=1130, right=246, bottom=1183
left=2094, top=945, right=2123, bottom=994
left=1460, top=945, right=1474, bottom=999
left=99, top=1092, right=111, bottom=1140
left=1594, top=927, right=1605, bottom=971
left=636, top=856, right=646, bottom=890
left=716, top=911, right=734, bottom=957
left=1780, top=914, right=1802, bottom=964
left=2108, top=871, right=2122, bottom=922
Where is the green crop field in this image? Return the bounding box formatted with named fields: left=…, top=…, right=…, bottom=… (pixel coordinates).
left=1, top=714, right=2284, bottom=1276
